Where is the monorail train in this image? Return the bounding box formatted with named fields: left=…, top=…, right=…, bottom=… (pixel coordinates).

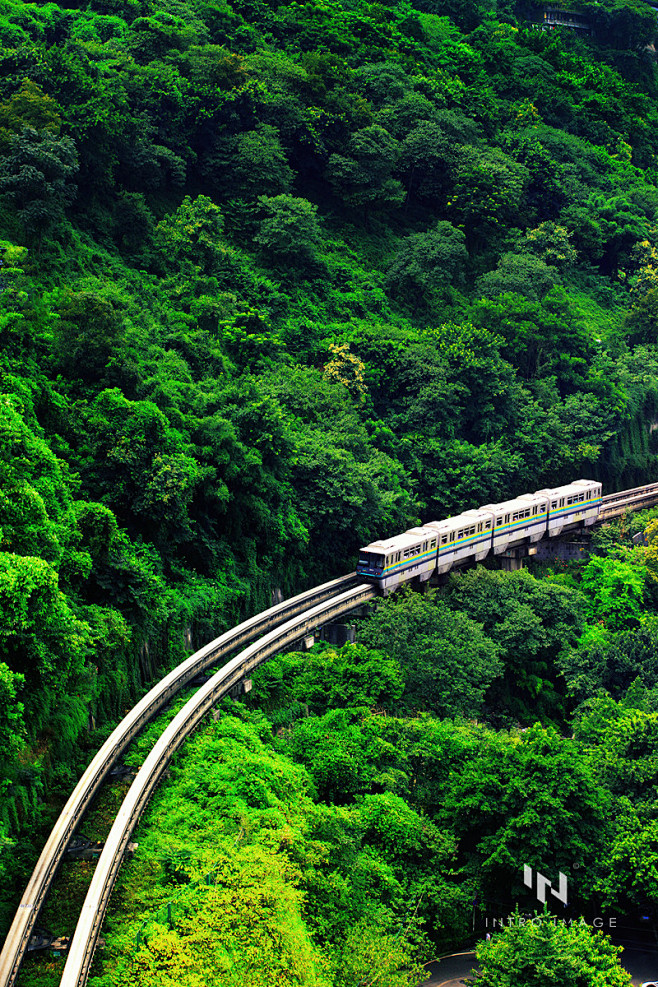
left=356, top=479, right=603, bottom=594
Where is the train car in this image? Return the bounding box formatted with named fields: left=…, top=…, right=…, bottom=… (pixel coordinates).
left=482, top=492, right=549, bottom=555
left=356, top=526, right=438, bottom=595
left=425, top=509, right=495, bottom=574
left=539, top=479, right=602, bottom=536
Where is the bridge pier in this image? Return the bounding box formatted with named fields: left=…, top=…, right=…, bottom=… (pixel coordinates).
left=499, top=546, right=537, bottom=571
left=320, top=623, right=356, bottom=646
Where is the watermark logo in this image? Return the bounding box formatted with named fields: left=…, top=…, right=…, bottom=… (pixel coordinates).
left=523, top=864, right=568, bottom=905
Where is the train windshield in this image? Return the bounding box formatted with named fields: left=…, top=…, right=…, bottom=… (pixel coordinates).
left=358, top=552, right=385, bottom=570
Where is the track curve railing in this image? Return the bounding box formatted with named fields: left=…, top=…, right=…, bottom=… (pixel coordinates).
left=60, top=581, right=375, bottom=987
left=600, top=482, right=658, bottom=520
left=0, top=572, right=359, bottom=987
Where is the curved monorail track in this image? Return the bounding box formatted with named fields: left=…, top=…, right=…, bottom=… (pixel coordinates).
left=60, top=581, right=375, bottom=987
left=0, top=572, right=359, bottom=987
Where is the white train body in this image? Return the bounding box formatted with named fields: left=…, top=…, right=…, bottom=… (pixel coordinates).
left=540, top=480, right=602, bottom=536
left=357, top=479, right=603, bottom=593
left=484, top=493, right=549, bottom=555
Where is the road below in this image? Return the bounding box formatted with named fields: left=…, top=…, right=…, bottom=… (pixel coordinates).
left=421, top=951, right=477, bottom=987
left=420, top=945, right=658, bottom=986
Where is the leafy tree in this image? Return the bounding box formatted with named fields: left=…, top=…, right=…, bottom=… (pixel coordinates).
left=232, top=124, right=294, bottom=200
left=0, top=127, right=78, bottom=240
left=439, top=724, right=609, bottom=899
left=0, top=80, right=61, bottom=142
left=250, top=643, right=404, bottom=715
left=155, top=194, right=227, bottom=273
left=578, top=553, right=646, bottom=632
left=589, top=794, right=658, bottom=913
left=386, top=221, right=467, bottom=307
left=523, top=222, right=577, bottom=267
left=328, top=125, right=405, bottom=215
left=448, top=147, right=529, bottom=249
left=54, top=290, right=126, bottom=386
left=560, top=617, right=658, bottom=705
left=322, top=343, right=367, bottom=400
left=445, top=568, right=584, bottom=724
left=332, top=921, right=424, bottom=987
left=476, top=253, right=560, bottom=302
left=0, top=663, right=25, bottom=766
left=254, top=194, right=322, bottom=269
left=359, top=587, right=502, bottom=717
left=471, top=289, right=591, bottom=383
left=0, top=552, right=91, bottom=730
left=397, top=121, right=460, bottom=205
left=473, top=909, right=631, bottom=987
left=78, top=388, right=208, bottom=548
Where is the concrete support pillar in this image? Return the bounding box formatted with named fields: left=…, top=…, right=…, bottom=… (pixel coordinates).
left=498, top=545, right=538, bottom=572
left=321, top=623, right=356, bottom=646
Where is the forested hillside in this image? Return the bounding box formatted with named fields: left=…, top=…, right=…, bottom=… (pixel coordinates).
left=3, top=0, right=658, bottom=954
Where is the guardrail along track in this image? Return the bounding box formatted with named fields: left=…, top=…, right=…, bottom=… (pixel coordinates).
left=60, top=582, right=375, bottom=987
left=600, top=482, right=658, bottom=520
left=0, top=572, right=360, bottom=987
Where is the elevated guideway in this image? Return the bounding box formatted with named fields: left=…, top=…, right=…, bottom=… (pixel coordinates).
left=0, top=573, right=361, bottom=987
left=59, top=582, right=375, bottom=987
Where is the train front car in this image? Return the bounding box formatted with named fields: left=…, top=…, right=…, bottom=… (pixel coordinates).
left=357, top=527, right=439, bottom=595
left=540, top=479, right=602, bottom=537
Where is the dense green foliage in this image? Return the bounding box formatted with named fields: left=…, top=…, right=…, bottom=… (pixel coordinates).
left=5, top=0, right=658, bottom=977
left=473, top=911, right=632, bottom=986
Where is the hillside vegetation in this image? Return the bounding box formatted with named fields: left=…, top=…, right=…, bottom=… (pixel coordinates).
left=3, top=0, right=658, bottom=948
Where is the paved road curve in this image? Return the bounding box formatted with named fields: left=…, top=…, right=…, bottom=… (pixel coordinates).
left=420, top=946, right=658, bottom=986
left=421, top=952, right=477, bottom=987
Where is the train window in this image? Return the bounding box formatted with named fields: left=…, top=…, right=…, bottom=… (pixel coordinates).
left=423, top=541, right=427, bottom=550
left=551, top=501, right=557, bottom=509
left=457, top=529, right=463, bottom=539
left=496, top=517, right=502, bottom=525
left=431, top=539, right=436, bottom=548
left=469, top=526, right=475, bottom=536
left=505, top=514, right=510, bottom=523
left=485, top=520, right=492, bottom=529
left=477, top=523, right=482, bottom=533
left=441, top=535, right=447, bottom=545
left=559, top=498, right=565, bottom=506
